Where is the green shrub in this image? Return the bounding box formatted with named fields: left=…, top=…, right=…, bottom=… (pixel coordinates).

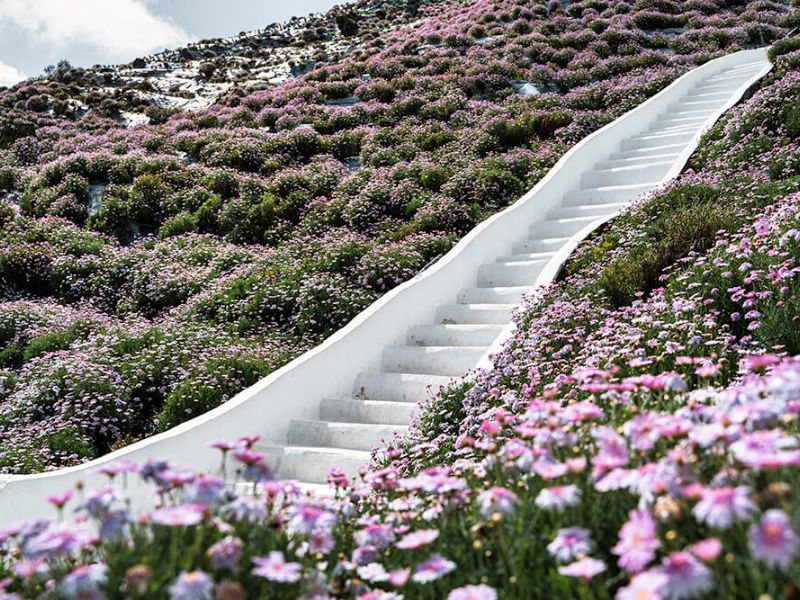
left=159, top=212, right=198, bottom=239
left=156, top=355, right=271, bottom=431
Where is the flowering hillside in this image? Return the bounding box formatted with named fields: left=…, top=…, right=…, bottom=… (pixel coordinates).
left=0, top=5, right=799, bottom=600
left=0, top=0, right=793, bottom=473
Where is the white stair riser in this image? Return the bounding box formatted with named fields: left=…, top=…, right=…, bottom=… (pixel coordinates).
left=512, top=237, right=569, bottom=254
left=582, top=164, right=669, bottom=187
left=321, top=397, right=416, bottom=425
left=609, top=142, right=687, bottom=160
left=563, top=185, right=653, bottom=206
left=549, top=203, right=624, bottom=220
left=382, top=346, right=487, bottom=376
left=408, top=323, right=504, bottom=346
left=599, top=153, right=681, bottom=169
left=437, top=304, right=513, bottom=325
left=459, top=286, right=527, bottom=304
left=620, top=130, right=694, bottom=150
left=478, top=261, right=546, bottom=287
left=353, top=373, right=448, bottom=402
left=260, top=446, right=368, bottom=483
left=288, top=420, right=406, bottom=451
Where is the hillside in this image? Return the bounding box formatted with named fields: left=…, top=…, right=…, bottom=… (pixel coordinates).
left=0, top=0, right=791, bottom=474
left=0, top=0, right=800, bottom=599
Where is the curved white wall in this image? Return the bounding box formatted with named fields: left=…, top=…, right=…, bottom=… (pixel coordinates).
left=0, top=48, right=770, bottom=525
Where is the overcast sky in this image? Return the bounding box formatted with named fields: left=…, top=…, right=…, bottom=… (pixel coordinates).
left=0, top=0, right=347, bottom=87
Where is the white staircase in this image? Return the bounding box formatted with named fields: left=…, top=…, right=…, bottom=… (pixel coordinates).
left=0, top=49, right=771, bottom=526
left=257, top=57, right=769, bottom=484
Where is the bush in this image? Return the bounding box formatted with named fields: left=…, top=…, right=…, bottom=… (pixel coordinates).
left=156, top=355, right=271, bottom=431
left=292, top=273, right=375, bottom=336
left=159, top=212, right=198, bottom=239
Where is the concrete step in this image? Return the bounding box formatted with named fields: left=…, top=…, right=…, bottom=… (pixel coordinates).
left=321, top=396, right=417, bottom=425
left=408, top=323, right=504, bottom=346
left=609, top=142, right=687, bottom=161
left=436, top=303, right=514, bottom=325
left=288, top=420, right=407, bottom=451
left=582, top=161, right=670, bottom=187
left=512, top=236, right=570, bottom=254
left=458, top=285, right=529, bottom=304
left=478, top=259, right=548, bottom=286
left=563, top=182, right=656, bottom=206
left=655, top=114, right=707, bottom=126
left=549, top=202, right=625, bottom=219
left=599, top=152, right=681, bottom=169
left=620, top=130, right=695, bottom=150
left=353, top=372, right=450, bottom=402
left=685, top=90, right=731, bottom=100
left=259, top=445, right=370, bottom=483
left=382, top=345, right=487, bottom=376
left=495, top=250, right=555, bottom=263
left=646, top=123, right=699, bottom=135
left=528, top=215, right=600, bottom=238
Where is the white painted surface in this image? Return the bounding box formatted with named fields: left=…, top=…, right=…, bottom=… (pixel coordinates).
left=0, top=48, right=771, bottom=524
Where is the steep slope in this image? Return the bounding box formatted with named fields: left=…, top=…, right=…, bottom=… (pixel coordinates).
left=0, top=0, right=791, bottom=473
left=0, top=34, right=799, bottom=600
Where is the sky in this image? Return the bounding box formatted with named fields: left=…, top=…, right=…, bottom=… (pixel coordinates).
left=0, top=0, right=347, bottom=87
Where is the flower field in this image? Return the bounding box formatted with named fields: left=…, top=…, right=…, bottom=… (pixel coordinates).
left=2, top=0, right=800, bottom=598
left=0, top=0, right=792, bottom=472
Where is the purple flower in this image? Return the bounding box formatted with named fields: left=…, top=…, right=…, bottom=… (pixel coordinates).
left=395, top=529, right=439, bottom=550
left=207, top=536, right=242, bottom=571
left=748, top=509, right=799, bottom=570
left=447, top=584, right=498, bottom=600
left=60, top=563, right=107, bottom=599
left=23, top=523, right=91, bottom=559
left=354, top=523, right=395, bottom=549
left=151, top=504, right=205, bottom=527
left=657, top=552, right=712, bottom=599
left=412, top=554, right=456, bottom=583
left=547, top=527, right=593, bottom=563
left=169, top=571, right=215, bottom=600
left=189, top=474, right=228, bottom=505
left=252, top=551, right=302, bottom=583
left=535, top=485, right=581, bottom=511
left=221, top=496, right=267, bottom=523
left=615, top=571, right=668, bottom=600
left=357, top=562, right=389, bottom=582
left=692, top=486, right=755, bottom=529
left=477, top=487, right=519, bottom=518
left=612, top=509, right=661, bottom=573
left=557, top=557, right=606, bottom=580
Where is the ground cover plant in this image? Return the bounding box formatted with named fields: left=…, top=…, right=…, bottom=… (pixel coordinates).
left=0, top=0, right=793, bottom=473
left=1, top=5, right=800, bottom=599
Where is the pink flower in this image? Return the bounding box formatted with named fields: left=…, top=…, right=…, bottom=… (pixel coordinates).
left=477, top=487, right=519, bottom=517
left=657, top=552, right=712, bottom=599
left=615, top=571, right=668, bottom=600
left=547, top=527, right=593, bottom=563
left=169, top=570, right=214, bottom=600
left=748, top=509, right=799, bottom=570
left=612, top=509, right=661, bottom=573
left=557, top=557, right=606, bottom=580
left=447, top=584, right=498, bottom=600
left=151, top=504, right=205, bottom=527
left=534, top=485, right=581, bottom=511
left=412, top=554, right=456, bottom=583
left=327, top=467, right=349, bottom=488
left=690, top=538, right=722, bottom=562
left=592, top=427, right=629, bottom=474
left=395, top=529, right=439, bottom=550
left=692, top=486, right=755, bottom=529
left=47, top=490, right=73, bottom=510
left=252, top=551, right=302, bottom=583
left=389, top=568, right=410, bottom=587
